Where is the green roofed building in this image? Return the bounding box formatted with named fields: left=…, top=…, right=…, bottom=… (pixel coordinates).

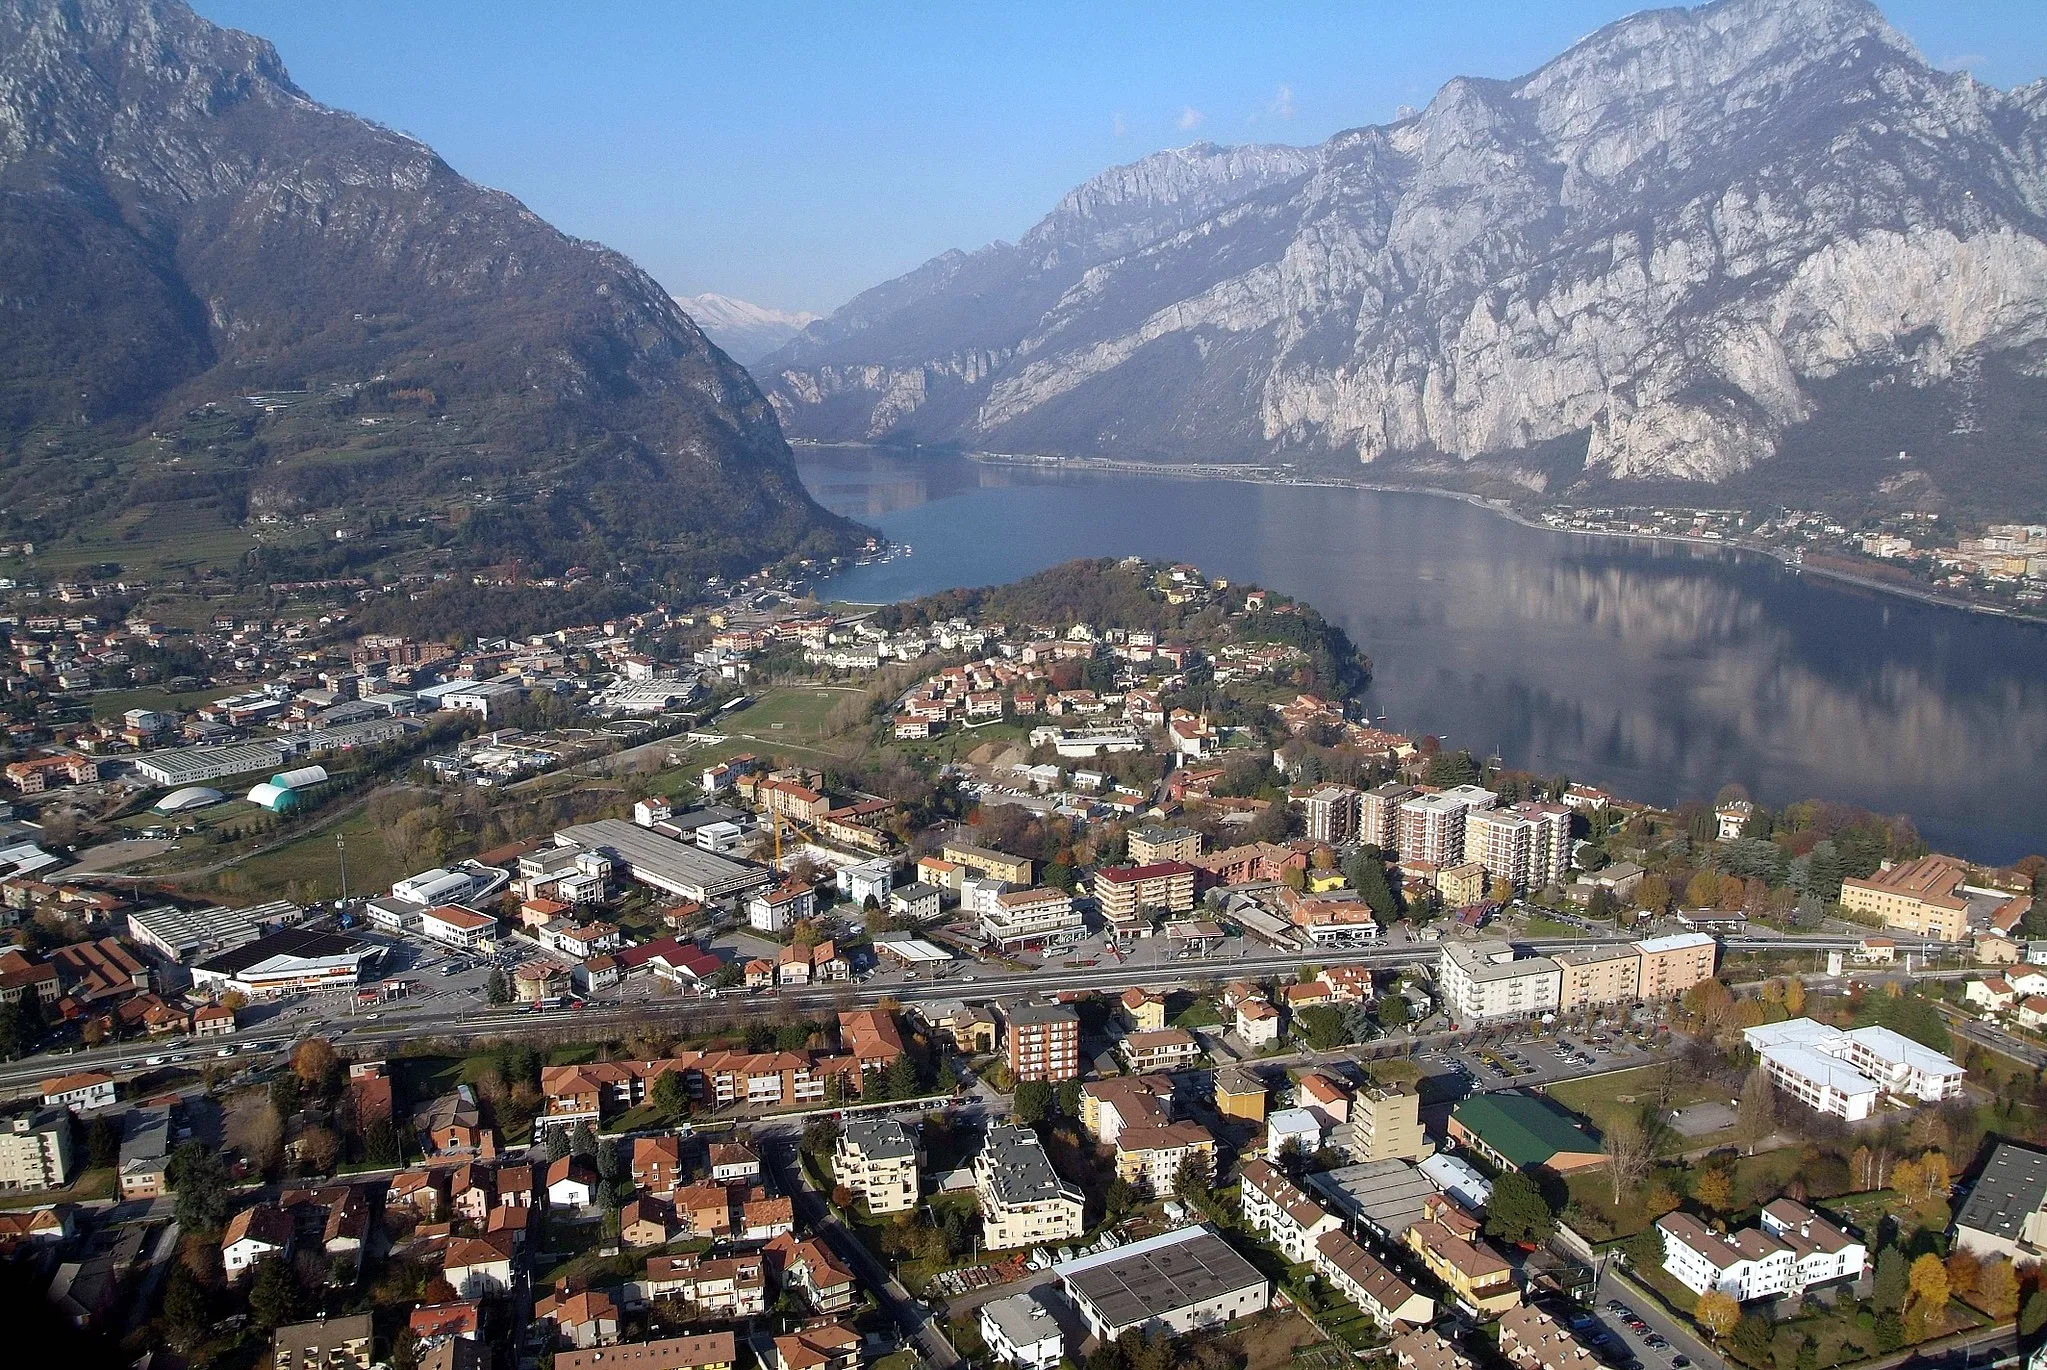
left=1448, top=1091, right=1604, bottom=1173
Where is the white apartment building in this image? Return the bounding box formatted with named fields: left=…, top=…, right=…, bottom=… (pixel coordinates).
left=1741, top=1018, right=1963, bottom=1120
left=834, top=1118, right=920, bottom=1216
left=1437, top=940, right=1561, bottom=1024
left=1398, top=789, right=1493, bottom=867
left=980, top=1291, right=1064, bottom=1370
left=975, top=1125, right=1085, bottom=1250
left=1462, top=803, right=1572, bottom=890
left=1659, top=1201, right=1864, bottom=1302
left=417, top=903, right=498, bottom=951
left=0, top=1108, right=73, bottom=1192
left=1239, top=1157, right=1342, bottom=1264
left=980, top=887, right=1086, bottom=950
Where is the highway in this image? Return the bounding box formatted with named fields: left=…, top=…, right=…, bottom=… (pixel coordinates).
left=0, top=929, right=1949, bottom=1097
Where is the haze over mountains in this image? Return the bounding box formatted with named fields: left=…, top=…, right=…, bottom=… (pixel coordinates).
left=0, top=0, right=855, bottom=582
left=764, top=0, right=2047, bottom=508
left=682, top=295, right=823, bottom=367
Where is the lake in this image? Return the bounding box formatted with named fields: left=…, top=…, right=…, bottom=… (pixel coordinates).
left=797, top=447, right=2047, bottom=865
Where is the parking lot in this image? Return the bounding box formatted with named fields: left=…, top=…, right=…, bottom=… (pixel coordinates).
left=1407, top=1021, right=1665, bottom=1097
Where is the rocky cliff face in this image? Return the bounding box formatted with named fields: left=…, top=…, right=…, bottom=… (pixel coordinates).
left=0, top=0, right=855, bottom=578
left=764, top=0, right=2047, bottom=492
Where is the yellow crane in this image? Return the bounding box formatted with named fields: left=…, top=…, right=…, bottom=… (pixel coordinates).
left=769, top=808, right=821, bottom=870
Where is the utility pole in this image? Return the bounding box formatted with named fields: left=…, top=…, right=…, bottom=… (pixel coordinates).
left=336, top=832, right=349, bottom=904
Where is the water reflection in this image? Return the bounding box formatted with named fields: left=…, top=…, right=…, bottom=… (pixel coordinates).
left=798, top=448, right=2047, bottom=862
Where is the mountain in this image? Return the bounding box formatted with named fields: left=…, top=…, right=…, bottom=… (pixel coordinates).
left=0, top=0, right=859, bottom=586
left=682, top=294, right=823, bottom=365
left=762, top=0, right=2047, bottom=509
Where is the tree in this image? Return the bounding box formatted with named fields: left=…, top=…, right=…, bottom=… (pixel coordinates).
left=291, top=1036, right=340, bottom=1091
left=883, top=1051, right=920, bottom=1100
left=1376, top=994, right=1412, bottom=1030
left=1873, top=1246, right=1909, bottom=1314
left=596, top=1137, right=622, bottom=1187
left=1484, top=1170, right=1556, bottom=1246
left=1602, top=1111, right=1651, bottom=1206
left=2021, top=1290, right=2047, bottom=1338
left=545, top=1127, right=571, bottom=1162
left=1056, top=1080, right=1083, bottom=1118
left=0, top=994, right=42, bottom=1059
left=1295, top=1005, right=1352, bottom=1051
left=1173, top=1152, right=1211, bottom=1200
left=1976, top=1258, right=2020, bottom=1319
left=269, top=1073, right=302, bottom=1119
left=1783, top=976, right=1806, bottom=1016
left=296, top=1124, right=341, bottom=1174
left=166, top=1140, right=231, bottom=1236
left=1685, top=871, right=1721, bottom=908
left=1732, top=1314, right=1773, bottom=1365
left=1696, top=1291, right=1741, bottom=1342
left=1635, top=874, right=1672, bottom=914
left=86, top=1114, right=120, bottom=1170
left=1014, top=1080, right=1053, bottom=1125
left=160, top=1262, right=210, bottom=1351
left=570, top=1122, right=597, bottom=1158
left=248, top=1255, right=303, bottom=1330
left=650, top=1071, right=689, bottom=1121
left=485, top=966, right=510, bottom=1005
left=1736, top=1066, right=1776, bottom=1155
left=1682, top=978, right=1735, bottom=1029
left=1692, top=1165, right=1735, bottom=1213
left=1907, top=1252, right=1950, bottom=1317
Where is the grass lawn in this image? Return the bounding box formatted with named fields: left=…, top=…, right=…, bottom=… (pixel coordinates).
left=83, top=684, right=239, bottom=722
left=1171, top=994, right=1221, bottom=1029
left=1546, top=1065, right=1718, bottom=1154
left=174, top=802, right=399, bottom=903
left=1523, top=916, right=1593, bottom=937
left=0, top=1166, right=113, bottom=1209
left=391, top=1054, right=464, bottom=1105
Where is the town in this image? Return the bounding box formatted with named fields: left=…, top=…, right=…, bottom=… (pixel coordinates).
left=0, top=556, right=2045, bottom=1370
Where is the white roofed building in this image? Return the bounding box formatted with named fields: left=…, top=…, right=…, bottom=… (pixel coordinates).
left=1742, top=1018, right=1963, bottom=1118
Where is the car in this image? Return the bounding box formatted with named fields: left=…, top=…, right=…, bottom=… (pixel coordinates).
left=960, top=974, right=977, bottom=983
left=216, top=1046, right=238, bottom=1057
left=1645, top=1337, right=1668, bottom=1350
left=144, top=1054, right=169, bottom=1066
left=1671, top=1357, right=1690, bottom=1367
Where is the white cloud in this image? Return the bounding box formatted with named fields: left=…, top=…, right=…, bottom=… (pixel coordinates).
left=1270, top=84, right=1295, bottom=119
left=1113, top=112, right=1129, bottom=137
left=1176, top=105, right=1205, bottom=131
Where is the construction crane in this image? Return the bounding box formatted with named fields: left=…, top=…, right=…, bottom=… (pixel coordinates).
left=769, top=808, right=822, bottom=870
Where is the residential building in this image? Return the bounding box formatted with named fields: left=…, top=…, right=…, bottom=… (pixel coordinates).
left=772, top=1235, right=858, bottom=1313
left=1235, top=996, right=1282, bottom=1048
left=1129, top=826, right=1203, bottom=866
left=1114, top=1121, right=1216, bottom=1196
left=1969, top=976, right=2017, bottom=1014
left=773, top=1325, right=858, bottom=1370
left=1213, top=1067, right=1267, bottom=1123
left=534, top=1287, right=621, bottom=1350
left=1390, top=1330, right=1471, bottom=1370
left=1552, top=946, right=1639, bottom=1011
left=1436, top=862, right=1487, bottom=908
left=1437, top=941, right=1560, bottom=1024
left=1082, top=1075, right=1176, bottom=1146
left=1955, top=1142, right=2047, bottom=1261
left=443, top=1234, right=517, bottom=1297
left=636, top=1252, right=768, bottom=1319
left=1656, top=1211, right=1796, bottom=1302
left=1266, top=1107, right=1326, bottom=1161
left=1359, top=784, right=1416, bottom=850
left=1094, top=862, right=1197, bottom=923
left=1635, top=932, right=1719, bottom=998
left=943, top=841, right=1033, bottom=886
left=974, top=1124, right=1085, bottom=1250
left=1397, top=786, right=1495, bottom=867
left=1496, top=1306, right=1600, bottom=1370
left=0, top=1107, right=72, bottom=1192
left=1056, top=1226, right=1270, bottom=1342
left=1240, top=1157, right=1342, bottom=1263
left=273, top=1314, right=375, bottom=1370
left=1403, top=1198, right=1519, bottom=1315
left=1419, top=1153, right=1493, bottom=1212
left=1448, top=1093, right=1603, bottom=1173
left=1004, top=1002, right=1081, bottom=1082
left=1120, top=1028, right=1202, bottom=1073
left=1304, top=787, right=1360, bottom=844
left=418, top=904, right=498, bottom=951
left=223, top=1203, right=295, bottom=1280
left=1119, top=987, right=1167, bottom=1032
left=1341, top=1086, right=1428, bottom=1164
left=980, top=1291, right=1064, bottom=1370
left=834, top=1118, right=920, bottom=1216
left=556, top=1335, right=736, bottom=1370
left=1314, top=1228, right=1433, bottom=1329
left=1840, top=854, right=1972, bottom=941
left=981, top=887, right=1085, bottom=949
left=1758, top=1200, right=1867, bottom=1290
left=39, top=1072, right=115, bottom=1112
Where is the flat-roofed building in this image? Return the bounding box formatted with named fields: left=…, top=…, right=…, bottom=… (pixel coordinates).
left=1307, top=1159, right=1441, bottom=1244
left=980, top=1291, right=1063, bottom=1370
left=1437, top=940, right=1559, bottom=1025
left=191, top=928, right=381, bottom=998
left=943, top=840, right=1033, bottom=886
left=1304, top=788, right=1360, bottom=844
left=273, top=1314, right=374, bottom=1370
left=1094, top=862, right=1197, bottom=923
left=1360, top=784, right=1416, bottom=851
left=1742, top=1018, right=1963, bottom=1118
left=1553, top=945, right=1639, bottom=1010
left=1129, top=826, right=1203, bottom=866
left=1635, top=932, right=1718, bottom=998
left=1954, top=1141, right=2047, bottom=1261
left=1056, top=1226, right=1269, bottom=1343
left=554, top=821, right=773, bottom=904
left=1840, top=854, right=1972, bottom=940
left=1341, top=1086, right=1428, bottom=1164
left=981, top=887, right=1085, bottom=950
left=0, top=1107, right=73, bottom=1191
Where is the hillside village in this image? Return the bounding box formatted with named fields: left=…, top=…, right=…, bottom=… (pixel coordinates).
left=0, top=559, right=2046, bottom=1370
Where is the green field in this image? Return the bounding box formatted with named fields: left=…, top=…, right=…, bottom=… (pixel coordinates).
left=1544, top=1064, right=1721, bottom=1153
left=199, top=803, right=397, bottom=902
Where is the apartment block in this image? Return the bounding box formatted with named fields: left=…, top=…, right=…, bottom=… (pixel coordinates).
left=833, top=1118, right=920, bottom=1216
left=1840, top=854, right=1972, bottom=941
left=1635, top=932, right=1718, bottom=998
left=975, top=1125, right=1085, bottom=1250
left=1004, top=1002, right=1082, bottom=1083
left=1360, top=784, right=1416, bottom=851
left=1437, top=940, right=1560, bottom=1024
left=1552, top=946, right=1639, bottom=1011
left=0, top=1107, right=72, bottom=1192
left=1341, top=1086, right=1428, bottom=1164
left=1304, top=787, right=1361, bottom=845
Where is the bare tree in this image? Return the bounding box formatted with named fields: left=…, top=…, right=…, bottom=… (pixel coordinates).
left=1604, top=1109, right=1652, bottom=1206
left=1737, top=1066, right=1777, bottom=1156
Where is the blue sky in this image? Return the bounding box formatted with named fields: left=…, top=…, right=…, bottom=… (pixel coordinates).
left=194, top=1, right=2047, bottom=315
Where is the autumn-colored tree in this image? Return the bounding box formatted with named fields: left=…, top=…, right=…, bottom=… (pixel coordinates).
left=1696, top=1291, right=1741, bottom=1342
left=1908, top=1253, right=1951, bottom=1310
left=1635, top=875, right=1672, bottom=913
left=295, top=1124, right=341, bottom=1175
left=1975, top=1258, right=2021, bottom=1319
left=219, top=989, right=249, bottom=1012
left=1685, top=872, right=1721, bottom=908
left=1693, top=1165, right=1735, bottom=1212
left=1717, top=874, right=1746, bottom=910
left=1736, top=1066, right=1776, bottom=1155
left=1683, top=978, right=1736, bottom=1029
left=1892, top=1156, right=1923, bottom=1202
left=1784, top=977, right=1806, bottom=1016
left=292, top=1036, right=339, bottom=1090
left=1311, top=845, right=1337, bottom=871
left=1643, top=1179, right=1682, bottom=1218
left=1761, top=978, right=1787, bottom=1005
left=1946, top=1249, right=1981, bottom=1303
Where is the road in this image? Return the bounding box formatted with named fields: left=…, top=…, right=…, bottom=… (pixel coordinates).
left=766, top=1136, right=962, bottom=1370
left=1601, top=1263, right=1722, bottom=1370
left=1937, top=1002, right=2047, bottom=1069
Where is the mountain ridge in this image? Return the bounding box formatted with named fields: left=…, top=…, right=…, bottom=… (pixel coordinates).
left=0, top=0, right=858, bottom=586
left=682, top=293, right=823, bottom=365
left=762, top=0, right=2047, bottom=510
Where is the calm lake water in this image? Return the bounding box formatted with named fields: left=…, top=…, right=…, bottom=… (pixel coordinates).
left=797, top=447, right=2047, bottom=865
